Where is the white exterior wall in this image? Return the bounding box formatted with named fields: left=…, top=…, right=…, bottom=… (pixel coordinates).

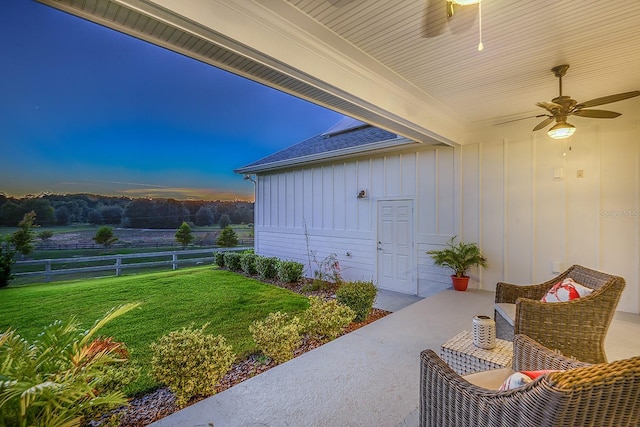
left=254, top=146, right=459, bottom=297
left=253, top=110, right=640, bottom=313
left=461, top=111, right=640, bottom=314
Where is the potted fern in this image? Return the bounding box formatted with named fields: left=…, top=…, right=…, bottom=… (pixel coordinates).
left=427, top=236, right=488, bottom=291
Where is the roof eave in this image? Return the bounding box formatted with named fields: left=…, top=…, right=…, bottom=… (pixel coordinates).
left=235, top=136, right=418, bottom=174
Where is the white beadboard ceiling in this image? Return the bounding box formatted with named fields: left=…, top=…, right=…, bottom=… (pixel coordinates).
left=286, top=0, right=640, bottom=125
left=36, top=0, right=640, bottom=143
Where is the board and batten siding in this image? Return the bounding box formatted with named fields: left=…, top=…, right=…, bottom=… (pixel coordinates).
left=254, top=146, right=459, bottom=297
left=461, top=114, right=640, bottom=314
left=251, top=112, right=640, bottom=313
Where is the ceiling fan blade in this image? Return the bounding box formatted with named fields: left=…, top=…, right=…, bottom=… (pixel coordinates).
left=494, top=114, right=548, bottom=126
left=448, top=2, right=478, bottom=34
left=572, top=109, right=621, bottom=119
left=422, top=0, right=449, bottom=37
left=533, top=117, right=555, bottom=131
left=576, top=91, right=640, bottom=108
left=536, top=101, right=562, bottom=113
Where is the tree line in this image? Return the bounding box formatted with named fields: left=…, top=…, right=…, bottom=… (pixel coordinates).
left=0, top=193, right=253, bottom=229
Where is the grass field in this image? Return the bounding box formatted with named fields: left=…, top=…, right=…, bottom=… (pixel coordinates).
left=0, top=224, right=254, bottom=247
left=0, top=266, right=309, bottom=395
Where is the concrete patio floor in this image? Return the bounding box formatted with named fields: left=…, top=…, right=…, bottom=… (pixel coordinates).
left=152, top=288, right=640, bottom=427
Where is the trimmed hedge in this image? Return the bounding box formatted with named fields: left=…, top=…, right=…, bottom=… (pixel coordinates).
left=223, top=252, right=242, bottom=271
left=277, top=260, right=305, bottom=283
left=336, top=280, right=377, bottom=322
left=256, top=256, right=279, bottom=280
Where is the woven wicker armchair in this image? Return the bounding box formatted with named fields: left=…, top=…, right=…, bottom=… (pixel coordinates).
left=420, top=334, right=640, bottom=427
left=494, top=264, right=625, bottom=363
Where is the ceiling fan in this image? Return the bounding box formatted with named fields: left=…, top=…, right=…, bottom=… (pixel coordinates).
left=533, top=64, right=640, bottom=139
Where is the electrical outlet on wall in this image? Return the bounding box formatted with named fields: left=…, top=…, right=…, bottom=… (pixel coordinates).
left=577, top=170, right=584, bottom=178
left=553, top=167, right=564, bottom=180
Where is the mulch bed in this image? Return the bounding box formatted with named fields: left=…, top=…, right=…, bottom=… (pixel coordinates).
left=90, top=275, right=390, bottom=427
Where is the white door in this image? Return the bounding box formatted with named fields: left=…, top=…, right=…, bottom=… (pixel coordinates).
left=377, top=200, right=415, bottom=294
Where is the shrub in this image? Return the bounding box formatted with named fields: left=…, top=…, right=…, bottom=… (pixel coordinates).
left=214, top=251, right=226, bottom=267
left=240, top=252, right=258, bottom=275
left=336, top=280, right=378, bottom=322
left=10, top=211, right=37, bottom=257
left=255, top=256, right=279, bottom=280
left=223, top=252, right=242, bottom=271
left=277, top=260, right=305, bottom=283
left=0, top=303, right=140, bottom=427
left=83, top=357, right=141, bottom=422
left=174, top=221, right=194, bottom=248
left=0, top=237, right=15, bottom=288
left=93, top=225, right=118, bottom=248
left=150, top=324, right=235, bottom=408
left=301, top=297, right=356, bottom=341
left=217, top=226, right=238, bottom=247
left=249, top=312, right=302, bottom=364
left=37, top=230, right=54, bottom=241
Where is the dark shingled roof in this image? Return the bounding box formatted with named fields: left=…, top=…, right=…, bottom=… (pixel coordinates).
left=237, top=124, right=400, bottom=171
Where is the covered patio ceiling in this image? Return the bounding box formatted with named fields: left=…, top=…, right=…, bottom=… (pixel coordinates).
left=36, top=0, right=640, bottom=146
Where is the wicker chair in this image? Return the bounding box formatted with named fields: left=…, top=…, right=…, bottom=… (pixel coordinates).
left=494, top=264, right=625, bottom=363
left=420, top=334, right=640, bottom=427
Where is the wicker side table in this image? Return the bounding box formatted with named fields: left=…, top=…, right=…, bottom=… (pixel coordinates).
left=440, top=330, right=513, bottom=375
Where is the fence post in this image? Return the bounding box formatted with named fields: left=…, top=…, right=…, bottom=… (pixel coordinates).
left=45, top=260, right=52, bottom=283
left=115, top=256, right=122, bottom=276
left=172, top=252, right=178, bottom=270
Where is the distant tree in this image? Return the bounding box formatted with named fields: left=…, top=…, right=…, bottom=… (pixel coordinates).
left=175, top=222, right=194, bottom=248
left=55, top=205, right=71, bottom=226
left=217, top=226, right=238, bottom=248
left=0, top=201, right=25, bottom=226
left=87, top=209, right=104, bottom=225
left=37, top=230, right=54, bottom=241
left=100, top=206, right=123, bottom=225
left=93, top=226, right=118, bottom=249
left=218, top=213, right=231, bottom=229
left=195, top=206, right=215, bottom=226
left=0, top=236, right=16, bottom=288
left=10, top=211, right=38, bottom=258
left=22, top=198, right=55, bottom=226
left=124, top=199, right=155, bottom=228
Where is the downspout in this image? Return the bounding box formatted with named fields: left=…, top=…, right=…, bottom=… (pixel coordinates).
left=243, top=174, right=257, bottom=251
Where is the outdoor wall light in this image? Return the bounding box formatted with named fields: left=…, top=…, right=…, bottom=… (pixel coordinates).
left=547, top=122, right=576, bottom=139
left=357, top=190, right=367, bottom=199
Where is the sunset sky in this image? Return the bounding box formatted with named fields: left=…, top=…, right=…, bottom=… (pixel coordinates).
left=0, top=1, right=344, bottom=201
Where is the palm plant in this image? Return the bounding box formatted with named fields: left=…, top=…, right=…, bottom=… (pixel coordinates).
left=427, top=236, right=488, bottom=278
left=0, top=303, right=140, bottom=427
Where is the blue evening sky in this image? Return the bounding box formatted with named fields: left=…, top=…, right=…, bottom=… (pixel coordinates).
left=0, top=1, right=344, bottom=201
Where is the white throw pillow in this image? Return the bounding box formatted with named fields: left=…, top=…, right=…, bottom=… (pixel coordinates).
left=498, top=370, right=560, bottom=390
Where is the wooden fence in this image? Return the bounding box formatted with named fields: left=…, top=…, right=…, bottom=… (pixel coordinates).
left=15, top=247, right=250, bottom=283
left=33, top=239, right=254, bottom=251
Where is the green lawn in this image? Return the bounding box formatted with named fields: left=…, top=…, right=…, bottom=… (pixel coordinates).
left=0, top=266, right=309, bottom=395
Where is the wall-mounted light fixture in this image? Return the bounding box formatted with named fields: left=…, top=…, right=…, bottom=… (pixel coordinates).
left=357, top=190, right=367, bottom=199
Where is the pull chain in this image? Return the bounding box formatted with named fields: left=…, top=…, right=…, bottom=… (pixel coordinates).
left=477, top=0, right=484, bottom=51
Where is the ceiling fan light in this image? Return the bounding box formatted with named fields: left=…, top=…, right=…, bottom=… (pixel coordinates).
left=547, top=122, right=576, bottom=139
left=450, top=0, right=481, bottom=4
